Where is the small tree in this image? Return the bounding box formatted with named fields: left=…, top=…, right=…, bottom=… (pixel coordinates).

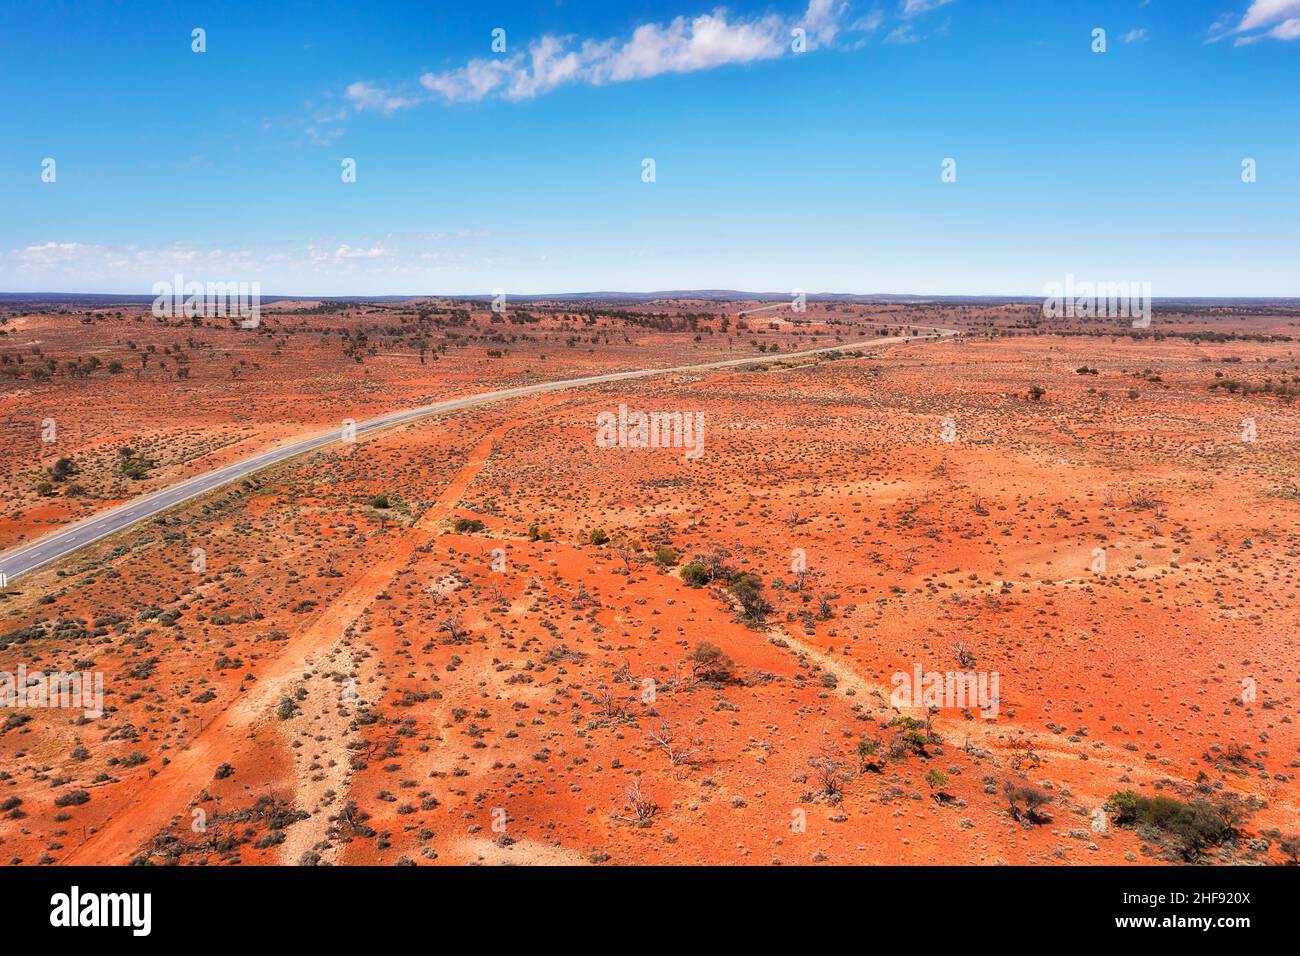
left=49, top=457, right=77, bottom=482
left=925, top=769, right=955, bottom=804
left=857, top=737, right=884, bottom=773
left=1004, top=780, right=1052, bottom=825
left=685, top=641, right=735, bottom=685
left=728, top=571, right=769, bottom=621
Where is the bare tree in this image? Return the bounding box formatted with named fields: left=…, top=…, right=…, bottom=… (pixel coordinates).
left=612, top=543, right=641, bottom=574
left=1008, top=738, right=1040, bottom=771
left=808, top=742, right=851, bottom=800
left=614, top=778, right=659, bottom=825
left=702, top=544, right=732, bottom=581
left=571, top=582, right=596, bottom=609
left=612, top=658, right=637, bottom=688
left=646, top=720, right=696, bottom=767
left=438, top=615, right=466, bottom=644
left=594, top=687, right=630, bottom=723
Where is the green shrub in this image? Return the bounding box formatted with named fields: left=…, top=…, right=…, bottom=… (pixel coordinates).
left=1105, top=790, right=1238, bottom=861
left=119, top=454, right=154, bottom=479
left=49, top=457, right=77, bottom=482
left=679, top=562, right=709, bottom=586
left=925, top=770, right=946, bottom=788
left=728, top=571, right=769, bottom=620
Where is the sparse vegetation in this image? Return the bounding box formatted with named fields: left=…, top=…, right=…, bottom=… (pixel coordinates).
left=1105, top=790, right=1243, bottom=861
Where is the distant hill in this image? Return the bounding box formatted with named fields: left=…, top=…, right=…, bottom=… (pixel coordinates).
left=2, top=291, right=1298, bottom=308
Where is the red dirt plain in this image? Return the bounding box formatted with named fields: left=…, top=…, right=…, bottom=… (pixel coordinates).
left=0, top=298, right=899, bottom=552
left=1, top=299, right=1297, bottom=866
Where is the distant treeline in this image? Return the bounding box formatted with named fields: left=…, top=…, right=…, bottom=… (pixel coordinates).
left=993, top=328, right=1292, bottom=344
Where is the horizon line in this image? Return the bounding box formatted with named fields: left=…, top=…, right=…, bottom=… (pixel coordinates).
left=4, top=291, right=1300, bottom=304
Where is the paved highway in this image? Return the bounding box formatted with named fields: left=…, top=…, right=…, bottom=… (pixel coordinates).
left=0, top=328, right=954, bottom=584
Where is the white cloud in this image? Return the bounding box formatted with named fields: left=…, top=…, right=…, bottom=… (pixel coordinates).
left=12, top=241, right=96, bottom=268
left=900, top=0, right=955, bottom=18
left=802, top=0, right=850, bottom=43
left=344, top=81, right=420, bottom=116
left=414, top=9, right=794, bottom=105
left=1211, top=0, right=1300, bottom=43
left=1239, top=0, right=1300, bottom=30
left=886, top=0, right=954, bottom=45
left=10, top=242, right=264, bottom=278
left=851, top=8, right=886, bottom=33
left=4, top=236, right=494, bottom=286
left=345, top=2, right=874, bottom=111
left=419, top=58, right=512, bottom=102
left=604, top=13, right=787, bottom=81
left=1270, top=16, right=1300, bottom=37
left=328, top=243, right=389, bottom=260
left=339, top=1, right=956, bottom=115
left=885, top=24, right=919, bottom=44
left=1121, top=28, right=1149, bottom=43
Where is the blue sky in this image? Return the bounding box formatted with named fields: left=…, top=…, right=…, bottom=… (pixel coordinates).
left=1, top=0, right=1297, bottom=296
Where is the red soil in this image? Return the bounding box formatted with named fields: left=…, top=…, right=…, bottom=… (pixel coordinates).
left=1, top=301, right=1297, bottom=866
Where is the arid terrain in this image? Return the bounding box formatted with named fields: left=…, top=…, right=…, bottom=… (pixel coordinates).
left=1, top=297, right=1298, bottom=866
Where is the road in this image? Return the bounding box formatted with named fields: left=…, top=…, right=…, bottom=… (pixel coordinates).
left=0, top=328, right=954, bottom=584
